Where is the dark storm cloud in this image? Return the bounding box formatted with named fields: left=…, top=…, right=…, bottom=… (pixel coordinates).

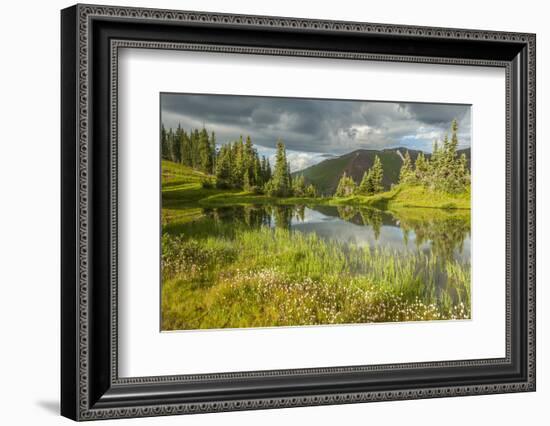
left=402, top=103, right=470, bottom=126
left=161, top=93, right=471, bottom=170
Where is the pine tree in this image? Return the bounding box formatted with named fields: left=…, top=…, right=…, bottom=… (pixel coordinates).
left=262, top=156, right=272, bottom=183
left=335, top=172, right=357, bottom=197
left=215, top=145, right=231, bottom=188
left=358, top=170, right=374, bottom=195
left=181, top=131, right=192, bottom=166
left=171, top=124, right=183, bottom=164
left=210, top=131, right=217, bottom=173
left=292, top=175, right=306, bottom=197
left=198, top=128, right=212, bottom=173
left=286, top=161, right=292, bottom=193
left=458, top=153, right=469, bottom=187
left=232, top=137, right=244, bottom=187
left=428, top=139, right=441, bottom=189
left=421, top=120, right=470, bottom=193
left=399, top=151, right=414, bottom=184
left=450, top=119, right=459, bottom=153
left=414, top=152, right=428, bottom=183
left=253, top=155, right=262, bottom=187
left=243, top=169, right=252, bottom=192
left=244, top=136, right=254, bottom=171
left=167, top=128, right=175, bottom=163
left=161, top=124, right=170, bottom=160
left=370, top=155, right=384, bottom=193
left=267, top=140, right=291, bottom=197
left=192, top=129, right=200, bottom=168
left=305, top=184, right=317, bottom=198
left=446, top=119, right=461, bottom=192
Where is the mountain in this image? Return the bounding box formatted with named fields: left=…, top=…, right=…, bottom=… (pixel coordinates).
left=293, top=147, right=471, bottom=196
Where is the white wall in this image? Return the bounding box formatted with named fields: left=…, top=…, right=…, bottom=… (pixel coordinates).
left=0, top=0, right=546, bottom=424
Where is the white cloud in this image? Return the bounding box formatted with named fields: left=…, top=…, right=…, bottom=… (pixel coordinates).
left=255, top=145, right=326, bottom=174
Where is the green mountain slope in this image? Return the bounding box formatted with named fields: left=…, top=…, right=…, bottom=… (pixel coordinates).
left=294, top=147, right=470, bottom=196
left=292, top=148, right=414, bottom=195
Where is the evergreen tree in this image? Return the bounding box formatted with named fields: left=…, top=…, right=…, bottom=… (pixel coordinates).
left=450, top=119, right=459, bottom=154
left=192, top=129, right=200, bottom=168
left=172, top=124, right=183, bottom=164
left=370, top=155, right=384, bottom=193
left=253, top=155, right=262, bottom=187
left=414, top=152, right=428, bottom=183
left=215, top=145, right=231, bottom=188
left=399, top=151, right=414, bottom=184
left=458, top=153, right=469, bottom=187
left=243, top=169, right=252, bottom=192
left=198, top=128, right=212, bottom=172
left=286, top=161, right=292, bottom=193
left=266, top=140, right=291, bottom=197
left=161, top=124, right=170, bottom=160
left=419, top=120, right=470, bottom=193
left=210, top=131, right=217, bottom=173
left=305, top=184, right=317, bottom=198
left=432, top=141, right=443, bottom=190
left=181, top=131, right=192, bottom=166
left=167, top=128, right=175, bottom=163
left=292, top=175, right=306, bottom=197
left=244, top=136, right=254, bottom=178
left=231, top=137, right=245, bottom=187
left=358, top=170, right=374, bottom=195
left=261, top=156, right=272, bottom=183
left=335, top=172, right=357, bottom=197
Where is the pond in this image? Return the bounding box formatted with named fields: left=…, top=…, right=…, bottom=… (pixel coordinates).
left=198, top=204, right=470, bottom=265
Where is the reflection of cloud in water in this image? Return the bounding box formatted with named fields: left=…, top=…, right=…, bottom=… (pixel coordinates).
left=454, top=237, right=471, bottom=262
left=292, top=220, right=421, bottom=252
left=299, top=208, right=340, bottom=224
left=289, top=207, right=470, bottom=259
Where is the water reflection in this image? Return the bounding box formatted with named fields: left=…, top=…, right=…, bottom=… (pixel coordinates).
left=200, top=204, right=470, bottom=264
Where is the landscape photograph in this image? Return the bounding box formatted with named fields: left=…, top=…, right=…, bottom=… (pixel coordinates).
left=160, top=93, right=472, bottom=331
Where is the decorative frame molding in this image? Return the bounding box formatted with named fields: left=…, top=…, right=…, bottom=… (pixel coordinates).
left=61, top=4, right=535, bottom=421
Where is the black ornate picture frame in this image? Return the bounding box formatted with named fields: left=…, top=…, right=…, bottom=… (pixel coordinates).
left=61, top=4, right=536, bottom=421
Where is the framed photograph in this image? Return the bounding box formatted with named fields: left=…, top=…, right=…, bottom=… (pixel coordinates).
left=61, top=4, right=536, bottom=421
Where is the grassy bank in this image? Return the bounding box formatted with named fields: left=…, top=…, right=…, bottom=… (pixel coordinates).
left=162, top=161, right=470, bottom=211
left=330, top=184, right=470, bottom=210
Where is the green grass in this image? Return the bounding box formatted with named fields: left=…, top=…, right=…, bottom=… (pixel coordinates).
left=329, top=184, right=470, bottom=210
left=161, top=161, right=235, bottom=208
left=198, top=191, right=329, bottom=207
left=162, top=160, right=328, bottom=208
left=162, top=161, right=469, bottom=210
left=161, top=223, right=470, bottom=330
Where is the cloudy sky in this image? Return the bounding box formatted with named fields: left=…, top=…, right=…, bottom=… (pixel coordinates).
left=161, top=93, right=470, bottom=172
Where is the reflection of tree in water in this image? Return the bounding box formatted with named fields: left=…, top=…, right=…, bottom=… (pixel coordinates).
left=396, top=213, right=470, bottom=261
left=273, top=205, right=294, bottom=229
left=331, top=205, right=469, bottom=260
left=208, top=205, right=272, bottom=229
left=336, top=205, right=358, bottom=222
left=335, top=206, right=383, bottom=240
left=403, top=229, right=410, bottom=246
left=295, top=205, right=305, bottom=223
left=359, top=208, right=383, bottom=241
left=209, top=204, right=307, bottom=230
